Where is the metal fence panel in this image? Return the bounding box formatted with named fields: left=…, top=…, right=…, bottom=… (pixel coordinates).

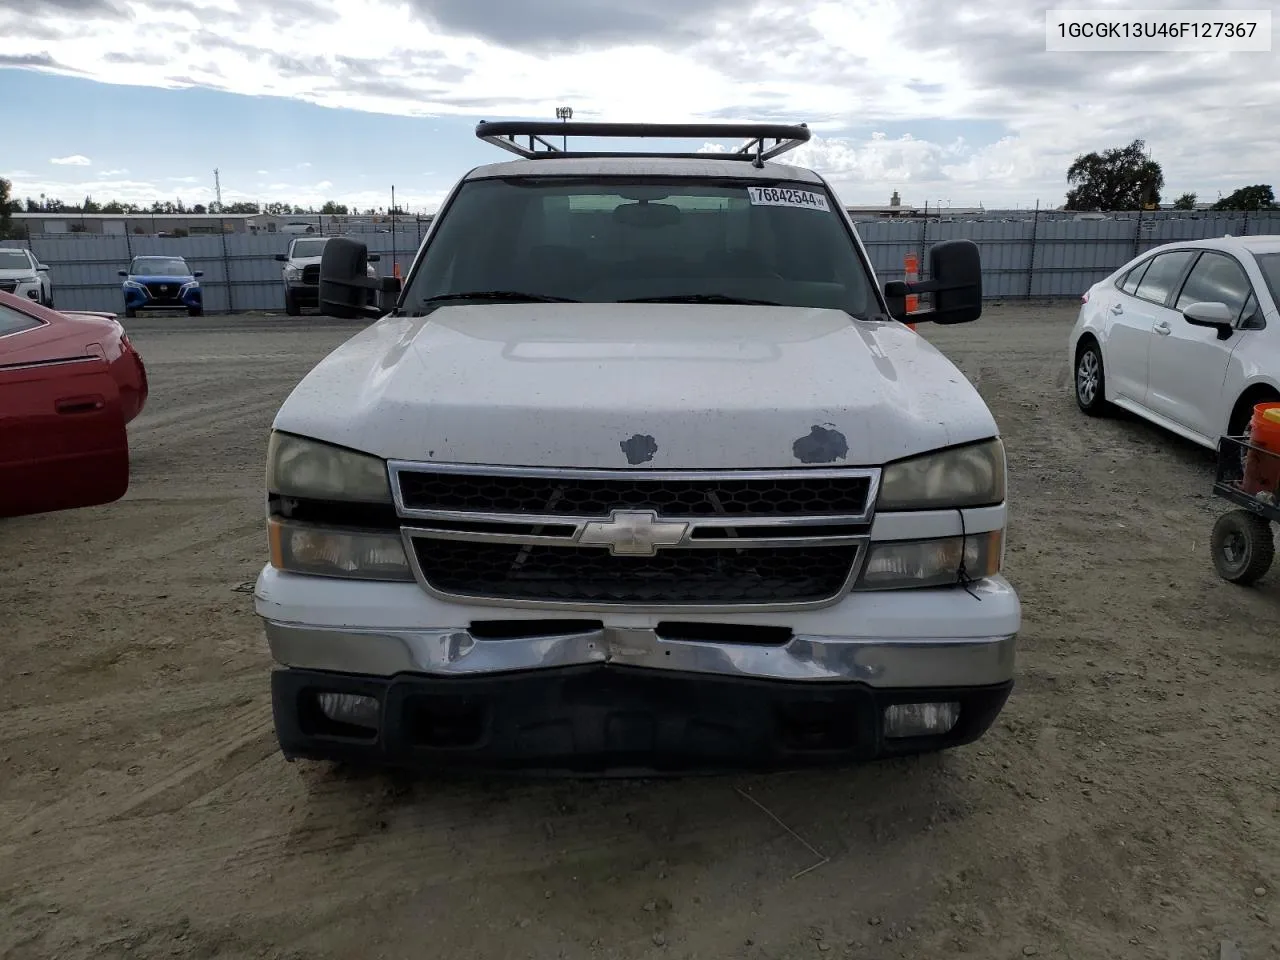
left=4, top=212, right=1278, bottom=313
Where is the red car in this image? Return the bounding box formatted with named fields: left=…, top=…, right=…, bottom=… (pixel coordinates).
left=0, top=290, right=148, bottom=518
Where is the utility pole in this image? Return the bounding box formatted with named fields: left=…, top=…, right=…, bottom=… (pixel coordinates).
left=390, top=185, right=397, bottom=280
left=213, top=168, right=223, bottom=213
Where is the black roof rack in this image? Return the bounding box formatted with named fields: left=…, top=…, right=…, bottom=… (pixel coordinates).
left=475, top=120, right=810, bottom=167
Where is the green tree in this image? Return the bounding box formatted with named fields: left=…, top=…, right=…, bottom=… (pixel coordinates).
left=1172, top=192, right=1197, bottom=210
left=1065, top=139, right=1164, bottom=211
left=0, top=177, right=12, bottom=237
left=224, top=201, right=260, bottom=214
left=320, top=201, right=349, bottom=215
left=1212, top=184, right=1276, bottom=211
left=192, top=203, right=208, bottom=214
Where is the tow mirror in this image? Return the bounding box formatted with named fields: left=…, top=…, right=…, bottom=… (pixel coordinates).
left=883, top=239, right=983, bottom=325
left=319, top=237, right=400, bottom=319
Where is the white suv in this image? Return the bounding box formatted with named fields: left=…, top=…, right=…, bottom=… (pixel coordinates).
left=0, top=247, right=53, bottom=307
left=253, top=120, right=1020, bottom=775
left=1069, top=235, right=1280, bottom=445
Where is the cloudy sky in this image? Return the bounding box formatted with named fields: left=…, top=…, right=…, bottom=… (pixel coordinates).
left=0, top=0, right=1276, bottom=213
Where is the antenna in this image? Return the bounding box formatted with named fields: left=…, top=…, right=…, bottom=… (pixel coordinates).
left=213, top=168, right=223, bottom=213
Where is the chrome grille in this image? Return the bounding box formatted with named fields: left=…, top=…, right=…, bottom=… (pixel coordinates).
left=390, top=462, right=879, bottom=610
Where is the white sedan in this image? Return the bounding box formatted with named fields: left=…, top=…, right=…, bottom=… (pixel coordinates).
left=1069, top=235, right=1280, bottom=446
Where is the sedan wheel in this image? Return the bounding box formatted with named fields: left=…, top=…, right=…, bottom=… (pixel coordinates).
left=1075, top=342, right=1108, bottom=416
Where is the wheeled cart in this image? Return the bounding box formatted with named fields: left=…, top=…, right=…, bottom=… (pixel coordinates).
left=1210, top=435, right=1280, bottom=585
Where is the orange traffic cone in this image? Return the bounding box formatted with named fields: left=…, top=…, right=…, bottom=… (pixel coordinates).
left=903, top=252, right=919, bottom=330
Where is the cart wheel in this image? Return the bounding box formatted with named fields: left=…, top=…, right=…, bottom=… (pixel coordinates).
left=1210, top=510, right=1275, bottom=585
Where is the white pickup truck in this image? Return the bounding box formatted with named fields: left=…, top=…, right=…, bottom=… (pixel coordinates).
left=253, top=121, right=1020, bottom=775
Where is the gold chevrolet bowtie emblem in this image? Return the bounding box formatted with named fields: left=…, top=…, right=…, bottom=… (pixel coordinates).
left=577, top=509, right=690, bottom=556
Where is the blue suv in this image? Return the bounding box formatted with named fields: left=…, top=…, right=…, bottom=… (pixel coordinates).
left=119, top=255, right=204, bottom=317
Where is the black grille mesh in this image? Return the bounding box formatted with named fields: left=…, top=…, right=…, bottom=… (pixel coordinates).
left=413, top=540, right=857, bottom=605
left=398, top=471, right=870, bottom=517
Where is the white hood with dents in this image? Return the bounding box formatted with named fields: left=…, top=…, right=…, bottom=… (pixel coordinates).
left=272, top=303, right=998, bottom=469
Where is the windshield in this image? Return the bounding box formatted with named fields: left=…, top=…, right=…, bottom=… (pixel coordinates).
left=1255, top=253, right=1280, bottom=307
left=0, top=249, right=33, bottom=270
left=131, top=257, right=190, bottom=275
left=291, top=239, right=328, bottom=258
left=400, top=177, right=878, bottom=317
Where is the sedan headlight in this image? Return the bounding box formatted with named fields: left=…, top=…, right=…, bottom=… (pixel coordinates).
left=857, top=531, right=1002, bottom=590
left=268, top=518, right=413, bottom=580
left=266, top=431, right=392, bottom=502
left=877, top=439, right=1005, bottom=511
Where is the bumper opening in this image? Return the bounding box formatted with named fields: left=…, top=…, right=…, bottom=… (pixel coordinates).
left=655, top=621, right=792, bottom=646
left=468, top=619, right=604, bottom=640
left=271, top=665, right=1013, bottom=775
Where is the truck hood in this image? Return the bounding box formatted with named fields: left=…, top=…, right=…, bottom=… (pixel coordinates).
left=273, top=304, right=998, bottom=469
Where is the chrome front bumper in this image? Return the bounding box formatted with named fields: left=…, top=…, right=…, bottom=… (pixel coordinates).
left=263, top=619, right=1015, bottom=688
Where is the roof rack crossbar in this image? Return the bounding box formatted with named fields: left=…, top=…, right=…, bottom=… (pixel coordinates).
left=475, top=121, right=810, bottom=165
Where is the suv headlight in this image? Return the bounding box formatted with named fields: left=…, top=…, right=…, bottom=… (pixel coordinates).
left=857, top=531, right=1002, bottom=590
left=265, top=432, right=410, bottom=580
left=266, top=431, right=392, bottom=502
left=877, top=438, right=1005, bottom=511
left=268, top=518, right=413, bottom=581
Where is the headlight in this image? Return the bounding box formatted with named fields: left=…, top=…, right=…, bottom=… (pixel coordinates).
left=285, top=265, right=300, bottom=279
left=16, top=274, right=39, bottom=284
left=180, top=281, right=199, bottom=292
left=857, top=531, right=1002, bottom=590
left=123, top=279, right=146, bottom=290
left=266, top=431, right=392, bottom=502
left=268, top=517, right=413, bottom=580
left=877, top=439, right=1005, bottom=511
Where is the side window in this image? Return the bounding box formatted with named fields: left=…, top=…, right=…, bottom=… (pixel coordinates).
left=1174, top=251, right=1252, bottom=318
left=1119, top=259, right=1151, bottom=295
left=1239, top=291, right=1259, bottom=325
left=1133, top=250, right=1196, bottom=305
left=0, top=303, right=44, bottom=337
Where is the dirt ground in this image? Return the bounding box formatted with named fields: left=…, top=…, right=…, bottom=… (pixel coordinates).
left=1, top=303, right=1277, bottom=960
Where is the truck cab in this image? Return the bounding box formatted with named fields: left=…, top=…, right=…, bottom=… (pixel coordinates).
left=275, top=236, right=379, bottom=316
left=254, top=120, right=1017, bottom=775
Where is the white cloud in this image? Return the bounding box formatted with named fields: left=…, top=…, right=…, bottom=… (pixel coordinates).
left=50, top=155, right=91, bottom=166
left=98, top=168, right=128, bottom=177
left=5, top=0, right=1278, bottom=209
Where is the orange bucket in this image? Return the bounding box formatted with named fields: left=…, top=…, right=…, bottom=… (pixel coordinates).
left=1242, top=401, right=1280, bottom=494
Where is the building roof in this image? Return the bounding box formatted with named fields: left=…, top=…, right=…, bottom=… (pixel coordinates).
left=11, top=212, right=257, bottom=220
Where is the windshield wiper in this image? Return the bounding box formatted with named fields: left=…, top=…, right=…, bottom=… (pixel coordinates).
left=619, top=294, right=783, bottom=306
left=420, top=290, right=580, bottom=306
